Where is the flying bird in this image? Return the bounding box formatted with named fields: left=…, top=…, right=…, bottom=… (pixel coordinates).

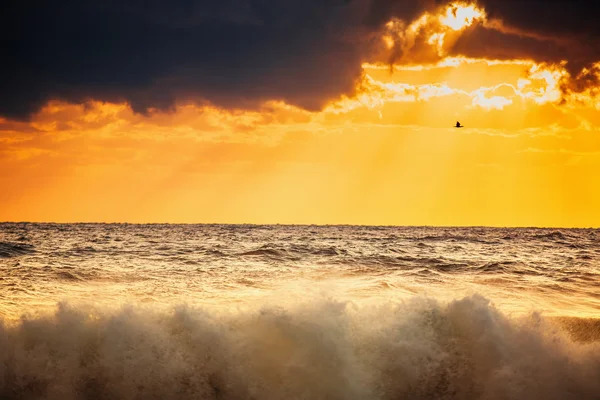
left=455, top=121, right=463, bottom=128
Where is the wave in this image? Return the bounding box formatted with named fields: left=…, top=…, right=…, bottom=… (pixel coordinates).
left=54, top=271, right=86, bottom=282
left=239, top=247, right=287, bottom=258
left=0, top=242, right=35, bottom=258
left=237, top=244, right=348, bottom=260
left=533, top=231, right=568, bottom=240
left=416, top=235, right=498, bottom=244
left=1, top=295, right=599, bottom=399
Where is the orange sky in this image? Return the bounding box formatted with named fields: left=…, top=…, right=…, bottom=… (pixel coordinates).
left=1, top=3, right=600, bottom=226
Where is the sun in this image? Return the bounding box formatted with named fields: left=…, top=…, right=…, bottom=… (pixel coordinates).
left=439, top=2, right=485, bottom=31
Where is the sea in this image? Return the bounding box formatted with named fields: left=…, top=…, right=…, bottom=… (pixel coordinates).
left=1, top=223, right=599, bottom=399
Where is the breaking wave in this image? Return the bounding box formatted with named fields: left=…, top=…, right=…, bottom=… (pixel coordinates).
left=1, top=295, right=599, bottom=400
left=0, top=242, right=35, bottom=258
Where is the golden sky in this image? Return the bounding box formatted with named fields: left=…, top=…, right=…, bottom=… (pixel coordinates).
left=1, top=2, right=600, bottom=226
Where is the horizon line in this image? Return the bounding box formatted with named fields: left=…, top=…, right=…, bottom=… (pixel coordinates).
left=0, top=221, right=598, bottom=230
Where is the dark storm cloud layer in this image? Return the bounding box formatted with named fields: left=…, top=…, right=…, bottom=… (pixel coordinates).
left=1, top=0, right=366, bottom=119
left=2, top=0, right=419, bottom=120
left=0, top=0, right=598, bottom=120
left=479, top=0, right=600, bottom=38
left=474, top=0, right=600, bottom=74
left=452, top=26, right=565, bottom=64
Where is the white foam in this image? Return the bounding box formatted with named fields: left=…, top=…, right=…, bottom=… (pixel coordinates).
left=1, top=294, right=599, bottom=399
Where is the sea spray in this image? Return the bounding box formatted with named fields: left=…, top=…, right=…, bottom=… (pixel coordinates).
left=1, top=294, right=599, bottom=400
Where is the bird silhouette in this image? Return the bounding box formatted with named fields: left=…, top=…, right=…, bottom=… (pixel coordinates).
left=455, top=121, right=463, bottom=128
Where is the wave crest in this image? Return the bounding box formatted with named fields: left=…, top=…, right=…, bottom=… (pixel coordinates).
left=1, top=295, right=599, bottom=399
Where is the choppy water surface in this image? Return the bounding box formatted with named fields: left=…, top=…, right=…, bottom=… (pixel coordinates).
left=1, top=223, right=599, bottom=399
left=2, top=223, right=599, bottom=317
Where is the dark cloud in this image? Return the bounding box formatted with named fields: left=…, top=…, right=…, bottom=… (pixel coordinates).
left=364, top=0, right=435, bottom=27
left=0, top=0, right=372, bottom=119
left=1, top=0, right=598, bottom=120
left=1, top=0, right=449, bottom=120
left=450, top=25, right=567, bottom=64
left=480, top=0, right=600, bottom=75
left=477, top=0, right=600, bottom=39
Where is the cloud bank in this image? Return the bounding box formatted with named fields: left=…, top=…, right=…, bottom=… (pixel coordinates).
left=1, top=0, right=598, bottom=120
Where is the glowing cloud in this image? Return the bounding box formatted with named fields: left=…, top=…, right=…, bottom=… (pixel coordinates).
left=338, top=56, right=569, bottom=117
left=522, top=63, right=569, bottom=104
left=382, top=35, right=395, bottom=49
left=472, top=90, right=513, bottom=110
left=378, top=2, right=487, bottom=64
left=428, top=33, right=446, bottom=56
left=439, top=3, right=486, bottom=31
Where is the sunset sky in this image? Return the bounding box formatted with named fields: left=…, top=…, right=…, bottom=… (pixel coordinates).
left=1, top=0, right=599, bottom=226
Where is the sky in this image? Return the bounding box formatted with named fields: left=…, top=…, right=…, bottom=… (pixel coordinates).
left=1, top=0, right=600, bottom=226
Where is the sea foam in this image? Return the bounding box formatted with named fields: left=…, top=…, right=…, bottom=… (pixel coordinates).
left=1, top=294, right=599, bottom=400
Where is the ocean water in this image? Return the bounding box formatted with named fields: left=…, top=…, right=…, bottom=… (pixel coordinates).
left=1, top=223, right=599, bottom=399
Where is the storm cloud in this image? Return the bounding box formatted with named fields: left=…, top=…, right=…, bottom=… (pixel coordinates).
left=1, top=0, right=598, bottom=120
left=468, top=0, right=599, bottom=74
